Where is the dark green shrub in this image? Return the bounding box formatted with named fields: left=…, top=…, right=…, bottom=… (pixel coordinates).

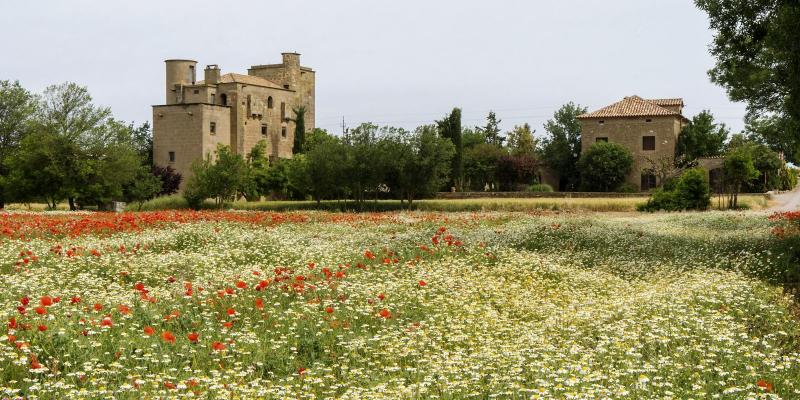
left=577, top=142, right=634, bottom=192
left=640, top=168, right=711, bottom=212
left=674, top=168, right=711, bottom=210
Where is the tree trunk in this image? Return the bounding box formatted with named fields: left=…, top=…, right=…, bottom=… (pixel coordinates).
left=68, top=197, right=76, bottom=211
left=0, top=200, right=4, bottom=210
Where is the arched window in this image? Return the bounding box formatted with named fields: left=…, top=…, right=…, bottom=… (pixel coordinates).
left=280, top=102, right=286, bottom=120
left=220, top=93, right=228, bottom=106
left=267, top=96, right=273, bottom=109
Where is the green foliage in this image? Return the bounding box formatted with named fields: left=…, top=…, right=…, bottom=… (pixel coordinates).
left=436, top=108, right=463, bottom=190
left=676, top=110, right=729, bottom=161
left=577, top=142, right=634, bottom=192
left=778, top=165, right=798, bottom=190
left=478, top=111, right=503, bottom=146
left=695, top=0, right=800, bottom=162
left=727, top=134, right=784, bottom=192
left=723, top=148, right=760, bottom=208
left=304, top=133, right=347, bottom=203
left=124, top=166, right=163, bottom=211
left=393, top=125, right=455, bottom=204
left=640, top=168, right=711, bottom=211
left=506, top=123, right=536, bottom=156
left=527, top=183, right=553, bottom=192
left=242, top=140, right=270, bottom=200
left=541, top=102, right=587, bottom=191
left=183, top=145, right=248, bottom=207
left=289, top=106, right=306, bottom=154
left=284, top=155, right=311, bottom=200
left=0, top=80, right=37, bottom=208
left=463, top=143, right=507, bottom=191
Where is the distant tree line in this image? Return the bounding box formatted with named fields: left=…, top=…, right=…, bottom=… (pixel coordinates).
left=0, top=80, right=180, bottom=210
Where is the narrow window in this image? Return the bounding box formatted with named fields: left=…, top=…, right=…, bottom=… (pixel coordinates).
left=189, top=65, right=195, bottom=84
left=210, top=122, right=216, bottom=134
left=220, top=94, right=227, bottom=106
left=281, top=126, right=287, bottom=138
left=211, top=93, right=215, bottom=104
left=193, top=89, right=199, bottom=94
left=596, top=137, right=608, bottom=143
left=267, top=96, right=273, bottom=109
left=646, top=118, right=652, bottom=122
left=261, top=124, right=268, bottom=137
left=281, top=102, right=286, bottom=120
left=641, top=173, right=657, bottom=190
left=642, top=136, right=655, bottom=151
left=283, top=84, right=290, bottom=89
left=168, top=151, right=175, bottom=162
left=598, top=120, right=605, bottom=125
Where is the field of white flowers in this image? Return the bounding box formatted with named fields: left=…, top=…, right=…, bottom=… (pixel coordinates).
left=1, top=210, right=799, bottom=399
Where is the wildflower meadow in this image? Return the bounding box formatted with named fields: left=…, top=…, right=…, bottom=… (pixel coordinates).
left=1, top=210, right=799, bottom=399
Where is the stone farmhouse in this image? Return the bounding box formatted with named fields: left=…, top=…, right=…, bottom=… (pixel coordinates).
left=153, top=53, right=315, bottom=190
left=576, top=95, right=690, bottom=191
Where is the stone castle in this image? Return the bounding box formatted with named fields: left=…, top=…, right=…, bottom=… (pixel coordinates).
left=153, top=53, right=315, bottom=189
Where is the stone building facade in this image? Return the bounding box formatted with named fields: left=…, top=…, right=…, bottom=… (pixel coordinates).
left=153, top=53, right=315, bottom=190
left=576, top=96, right=689, bottom=191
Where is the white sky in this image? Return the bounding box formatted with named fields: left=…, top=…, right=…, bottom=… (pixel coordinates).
left=0, top=0, right=747, bottom=137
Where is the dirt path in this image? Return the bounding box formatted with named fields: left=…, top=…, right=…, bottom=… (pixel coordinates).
left=768, top=188, right=800, bottom=212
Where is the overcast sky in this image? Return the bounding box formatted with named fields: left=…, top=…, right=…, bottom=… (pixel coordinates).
left=1, top=0, right=748, bottom=136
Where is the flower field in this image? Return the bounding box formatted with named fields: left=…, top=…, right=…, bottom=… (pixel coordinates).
left=1, top=210, right=799, bottom=399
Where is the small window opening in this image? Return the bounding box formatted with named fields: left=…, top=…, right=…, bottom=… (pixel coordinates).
left=210, top=122, right=216, bottom=134
left=193, top=89, right=199, bottom=94
left=642, top=136, right=655, bottom=151
left=261, top=124, right=268, bottom=137
left=168, top=151, right=175, bottom=162
left=646, top=118, right=652, bottom=122
left=220, top=94, right=227, bottom=106
left=211, top=93, right=215, bottom=104
left=267, top=97, right=273, bottom=109
left=596, top=137, right=608, bottom=143
left=283, top=84, right=290, bottom=89
left=641, top=173, right=657, bottom=191
left=598, top=120, right=605, bottom=124
left=281, top=126, right=287, bottom=138
left=281, top=102, right=286, bottom=120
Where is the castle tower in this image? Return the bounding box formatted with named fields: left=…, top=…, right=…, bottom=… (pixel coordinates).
left=164, top=59, right=197, bottom=104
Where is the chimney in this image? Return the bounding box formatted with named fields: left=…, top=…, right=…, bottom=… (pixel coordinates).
left=205, top=64, right=220, bottom=85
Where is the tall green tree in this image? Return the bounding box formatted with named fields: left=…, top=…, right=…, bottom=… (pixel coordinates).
left=395, top=125, right=455, bottom=205
left=288, top=106, right=306, bottom=154
left=676, top=110, right=729, bottom=161
left=305, top=133, right=347, bottom=203
left=506, top=123, right=536, bottom=156
left=0, top=80, right=37, bottom=208
left=436, top=108, right=462, bottom=190
left=723, top=148, right=760, bottom=208
left=479, top=111, right=504, bottom=146
left=695, top=0, right=800, bottom=161
left=541, top=102, right=587, bottom=191
left=184, top=144, right=248, bottom=207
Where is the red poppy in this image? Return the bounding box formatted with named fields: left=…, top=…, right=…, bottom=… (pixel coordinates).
left=364, top=250, right=376, bottom=260
left=8, top=317, right=17, bottom=330
left=325, top=306, right=334, bottom=314
left=418, top=280, right=427, bottom=287
left=379, top=309, right=391, bottom=319
left=20, top=296, right=30, bottom=306
left=161, top=331, right=176, bottom=344
left=143, top=326, right=155, bottom=336
left=134, top=282, right=145, bottom=292
left=255, top=298, right=265, bottom=310
left=117, top=304, right=131, bottom=314
left=298, top=367, right=307, bottom=375
left=93, top=303, right=103, bottom=312
left=235, top=280, right=247, bottom=289
left=212, top=341, right=226, bottom=351
left=757, top=379, right=774, bottom=392
left=70, top=296, right=81, bottom=304
left=100, top=317, right=113, bottom=328
left=187, top=332, right=199, bottom=343
left=226, top=308, right=236, bottom=316
left=30, top=356, right=41, bottom=370
left=164, top=381, right=176, bottom=389
left=378, top=293, right=385, bottom=301
left=37, top=324, right=47, bottom=332
left=17, top=306, right=26, bottom=315
left=35, top=307, right=46, bottom=315
left=40, top=296, right=53, bottom=307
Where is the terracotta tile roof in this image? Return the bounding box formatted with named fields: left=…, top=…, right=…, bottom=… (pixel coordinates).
left=648, top=98, right=684, bottom=107
left=578, top=95, right=683, bottom=119
left=198, top=73, right=285, bottom=90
